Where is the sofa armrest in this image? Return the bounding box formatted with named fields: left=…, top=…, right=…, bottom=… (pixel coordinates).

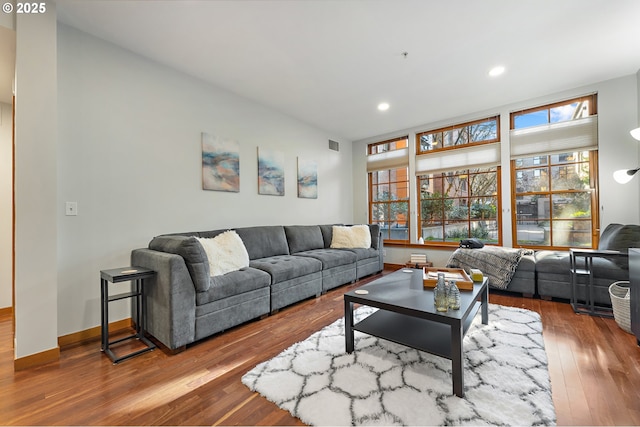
left=131, top=248, right=196, bottom=350
left=373, top=225, right=384, bottom=271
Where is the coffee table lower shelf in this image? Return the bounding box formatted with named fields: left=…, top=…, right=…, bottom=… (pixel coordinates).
left=353, top=302, right=481, bottom=359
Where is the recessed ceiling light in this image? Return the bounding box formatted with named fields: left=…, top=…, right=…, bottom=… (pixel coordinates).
left=378, top=102, right=390, bottom=111
left=488, top=66, right=505, bottom=77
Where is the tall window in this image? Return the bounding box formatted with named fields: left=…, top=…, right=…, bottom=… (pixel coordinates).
left=418, top=168, right=500, bottom=243
left=368, top=137, right=409, bottom=242
left=510, top=95, right=598, bottom=249
left=415, top=116, right=502, bottom=246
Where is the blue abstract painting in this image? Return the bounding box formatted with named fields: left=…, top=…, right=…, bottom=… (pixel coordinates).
left=258, top=147, right=285, bottom=196
left=202, top=132, right=240, bottom=192
left=297, top=158, right=318, bottom=199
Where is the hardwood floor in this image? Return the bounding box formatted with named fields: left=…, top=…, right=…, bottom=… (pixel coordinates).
left=1, top=271, right=640, bottom=426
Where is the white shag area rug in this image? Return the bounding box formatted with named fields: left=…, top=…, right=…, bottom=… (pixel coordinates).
left=242, top=303, right=556, bottom=426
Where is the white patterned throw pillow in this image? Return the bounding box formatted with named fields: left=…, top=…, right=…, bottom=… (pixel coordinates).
left=196, top=230, right=250, bottom=277
left=330, top=225, right=371, bottom=249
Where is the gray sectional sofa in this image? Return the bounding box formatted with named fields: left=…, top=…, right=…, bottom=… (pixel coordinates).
left=130, top=224, right=383, bottom=351
left=470, top=223, right=640, bottom=305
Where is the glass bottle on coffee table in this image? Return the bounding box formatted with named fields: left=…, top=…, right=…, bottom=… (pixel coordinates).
left=434, top=272, right=449, bottom=312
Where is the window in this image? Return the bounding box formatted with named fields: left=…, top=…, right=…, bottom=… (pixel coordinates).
left=418, top=168, right=500, bottom=244
left=368, top=137, right=409, bottom=242
left=415, top=116, right=502, bottom=246
left=512, top=96, right=593, bottom=129
left=417, top=116, right=499, bottom=154
left=510, top=95, right=598, bottom=249
left=369, top=138, right=407, bottom=154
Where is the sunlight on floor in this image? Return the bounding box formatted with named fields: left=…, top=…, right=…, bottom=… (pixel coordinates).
left=117, top=355, right=254, bottom=412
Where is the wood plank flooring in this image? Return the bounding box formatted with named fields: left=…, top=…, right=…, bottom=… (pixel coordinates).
left=1, top=270, right=639, bottom=425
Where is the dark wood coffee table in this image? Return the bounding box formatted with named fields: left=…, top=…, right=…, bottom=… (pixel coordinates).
left=344, top=268, right=488, bottom=397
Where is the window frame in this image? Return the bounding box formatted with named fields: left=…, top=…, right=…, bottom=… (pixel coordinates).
left=510, top=94, right=597, bottom=129
left=367, top=136, right=410, bottom=243
left=510, top=94, right=600, bottom=250
left=416, top=116, right=500, bottom=156
left=417, top=167, right=502, bottom=246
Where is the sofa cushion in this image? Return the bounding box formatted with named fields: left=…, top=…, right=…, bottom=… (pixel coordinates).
left=342, top=247, right=379, bottom=261
left=598, top=223, right=640, bottom=253
left=368, top=224, right=381, bottom=250
left=319, top=224, right=339, bottom=248
left=536, top=249, right=629, bottom=279
left=284, top=225, right=325, bottom=254
left=235, top=226, right=290, bottom=260
left=516, top=253, right=536, bottom=272
left=598, top=224, right=624, bottom=250
left=149, top=235, right=211, bottom=292
left=250, top=255, right=322, bottom=284
left=296, top=248, right=358, bottom=269
left=535, top=250, right=568, bottom=275
left=195, top=267, right=271, bottom=305
left=196, top=230, right=249, bottom=277
left=331, top=225, right=372, bottom=249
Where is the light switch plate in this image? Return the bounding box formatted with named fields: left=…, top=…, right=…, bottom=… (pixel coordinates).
left=65, top=201, right=78, bottom=216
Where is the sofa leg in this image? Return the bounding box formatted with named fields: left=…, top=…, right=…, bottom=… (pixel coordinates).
left=540, top=295, right=553, bottom=301
left=522, top=293, right=534, bottom=298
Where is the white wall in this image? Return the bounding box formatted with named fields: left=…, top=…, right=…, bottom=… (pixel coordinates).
left=0, top=2, right=14, bottom=30
left=353, top=74, right=639, bottom=265
left=14, top=4, right=58, bottom=358
left=0, top=102, right=11, bottom=309
left=56, top=24, right=353, bottom=336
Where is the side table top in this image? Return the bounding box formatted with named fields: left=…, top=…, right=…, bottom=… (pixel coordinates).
left=100, top=266, right=156, bottom=283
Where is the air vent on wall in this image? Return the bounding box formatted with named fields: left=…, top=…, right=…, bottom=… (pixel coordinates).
left=329, top=140, right=340, bottom=151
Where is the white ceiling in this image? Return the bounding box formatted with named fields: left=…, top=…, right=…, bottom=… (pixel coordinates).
left=55, top=0, right=640, bottom=141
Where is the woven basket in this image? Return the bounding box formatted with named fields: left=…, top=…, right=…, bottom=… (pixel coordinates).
left=609, top=281, right=632, bottom=334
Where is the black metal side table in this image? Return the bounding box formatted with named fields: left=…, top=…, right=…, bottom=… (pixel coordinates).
left=100, top=267, right=156, bottom=364
left=569, top=248, right=624, bottom=318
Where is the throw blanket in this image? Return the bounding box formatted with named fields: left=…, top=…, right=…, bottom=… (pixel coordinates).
left=447, top=246, right=533, bottom=290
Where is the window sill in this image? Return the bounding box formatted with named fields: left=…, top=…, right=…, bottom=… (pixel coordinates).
left=383, top=242, right=459, bottom=251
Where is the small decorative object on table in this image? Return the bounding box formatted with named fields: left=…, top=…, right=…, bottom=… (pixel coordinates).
left=434, top=272, right=449, bottom=312
left=448, top=280, right=460, bottom=310
left=470, top=268, right=484, bottom=282
left=408, top=254, right=432, bottom=269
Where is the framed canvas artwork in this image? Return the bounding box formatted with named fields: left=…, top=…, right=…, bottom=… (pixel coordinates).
left=297, top=158, right=318, bottom=199
left=201, top=132, right=240, bottom=192
left=258, top=147, right=285, bottom=196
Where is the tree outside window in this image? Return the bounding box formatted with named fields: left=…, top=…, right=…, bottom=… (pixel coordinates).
left=418, top=168, right=499, bottom=244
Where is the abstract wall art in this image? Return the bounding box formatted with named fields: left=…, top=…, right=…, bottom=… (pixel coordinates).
left=201, top=132, right=240, bottom=192
left=297, top=158, right=318, bottom=199
left=257, top=147, right=285, bottom=196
